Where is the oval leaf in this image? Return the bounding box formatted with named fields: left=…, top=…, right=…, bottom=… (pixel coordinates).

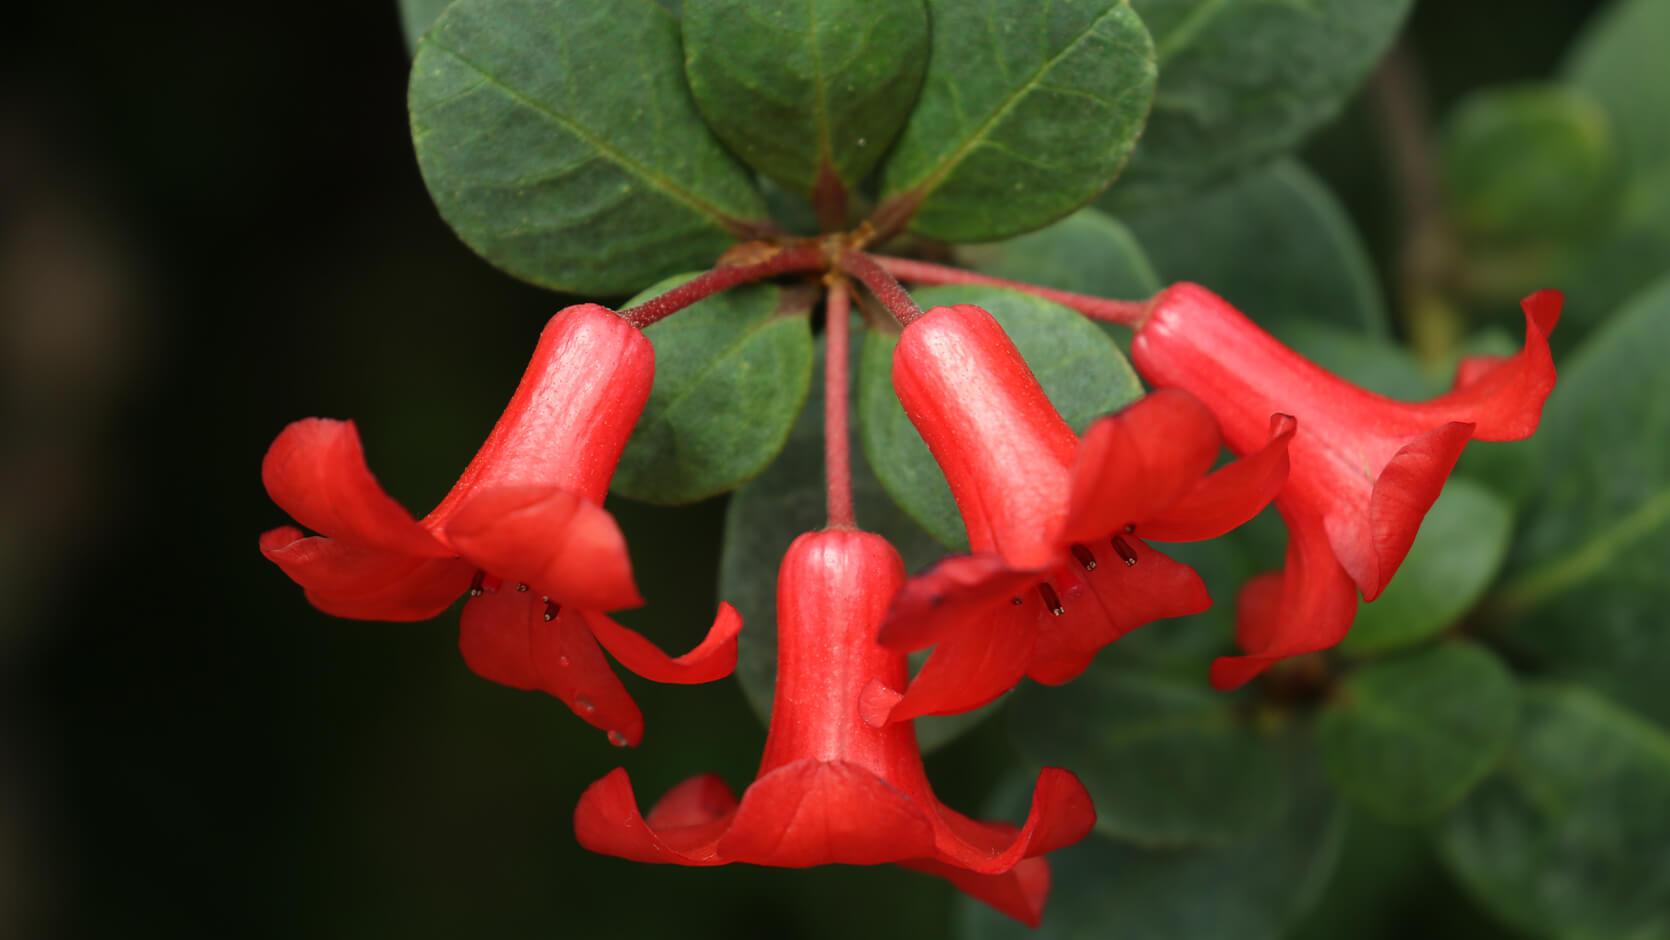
left=858, top=285, right=1144, bottom=549
left=958, top=761, right=1343, bottom=940
left=720, top=330, right=998, bottom=752
left=1494, top=274, right=1670, bottom=727
left=1106, top=0, right=1412, bottom=208
left=1318, top=642, right=1518, bottom=823
left=409, top=0, right=769, bottom=296
left=875, top=0, right=1157, bottom=242
left=1438, top=684, right=1670, bottom=940
left=1008, top=666, right=1290, bottom=847
left=683, top=0, right=929, bottom=203
left=1343, top=481, right=1513, bottom=657
left=611, top=276, right=814, bottom=504
left=1119, top=160, right=1389, bottom=338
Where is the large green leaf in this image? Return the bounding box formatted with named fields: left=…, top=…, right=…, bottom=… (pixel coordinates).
left=1555, top=0, right=1670, bottom=327
left=610, top=276, right=814, bottom=504
left=1494, top=274, right=1670, bottom=726
left=682, top=0, right=927, bottom=203
left=1318, top=642, right=1518, bottom=823
left=1438, top=685, right=1670, bottom=940
left=409, top=0, right=769, bottom=296
left=1120, top=159, right=1389, bottom=338
left=399, top=0, right=452, bottom=52
left=1008, top=666, right=1289, bottom=847
left=958, top=760, right=1343, bottom=940
left=874, top=0, right=1157, bottom=242
left=1107, top=0, right=1412, bottom=208
left=719, top=329, right=995, bottom=751
left=858, top=285, right=1144, bottom=550
left=1343, top=481, right=1513, bottom=657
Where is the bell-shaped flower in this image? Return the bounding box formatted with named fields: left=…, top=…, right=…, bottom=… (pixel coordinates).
left=259, top=303, right=741, bottom=744
left=869, top=304, right=1294, bottom=723
left=1130, top=283, right=1562, bottom=688
left=573, top=529, right=1095, bottom=927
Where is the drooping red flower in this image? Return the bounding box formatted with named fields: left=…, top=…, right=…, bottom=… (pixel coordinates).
left=867, top=304, right=1294, bottom=723
left=259, top=303, right=741, bottom=745
left=573, top=529, right=1095, bottom=927
left=1130, top=283, right=1562, bottom=688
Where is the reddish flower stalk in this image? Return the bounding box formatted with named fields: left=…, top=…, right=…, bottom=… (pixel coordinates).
left=873, top=255, right=1152, bottom=326
left=871, top=304, right=1293, bottom=720
left=574, top=529, right=1095, bottom=926
left=838, top=250, right=923, bottom=325
left=824, top=277, right=856, bottom=529
left=1130, top=283, right=1562, bottom=688
left=259, top=304, right=741, bottom=744
left=621, top=243, right=829, bottom=328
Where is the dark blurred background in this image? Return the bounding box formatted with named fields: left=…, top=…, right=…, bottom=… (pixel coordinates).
left=0, top=1, right=1608, bottom=937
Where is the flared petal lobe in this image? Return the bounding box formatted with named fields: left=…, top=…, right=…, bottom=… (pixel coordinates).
left=892, top=305, right=1078, bottom=570
left=1060, top=388, right=1220, bottom=546
left=259, top=526, right=473, bottom=621
left=443, top=485, right=643, bottom=611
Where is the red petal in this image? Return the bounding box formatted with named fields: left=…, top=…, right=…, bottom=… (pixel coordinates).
left=1061, top=389, right=1221, bottom=545
left=260, top=526, right=473, bottom=621
left=930, top=768, right=1095, bottom=874
left=1210, top=505, right=1359, bottom=690
left=883, top=598, right=1037, bottom=723
left=716, top=759, right=938, bottom=867
left=444, top=486, right=644, bottom=611
left=458, top=590, right=644, bottom=745
left=1359, top=421, right=1474, bottom=600
left=585, top=603, right=741, bottom=685
left=260, top=418, right=451, bottom=557
left=902, top=856, right=1052, bottom=928
left=573, top=768, right=731, bottom=865
left=877, top=553, right=1046, bottom=652
left=1139, top=413, right=1295, bottom=543
left=1414, top=289, right=1560, bottom=442
left=1026, top=541, right=1211, bottom=685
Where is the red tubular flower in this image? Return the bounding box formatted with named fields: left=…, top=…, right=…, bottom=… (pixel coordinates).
left=259, top=304, right=741, bottom=745
left=869, top=305, right=1294, bottom=722
left=1130, top=283, right=1562, bottom=688
left=573, top=530, right=1095, bottom=927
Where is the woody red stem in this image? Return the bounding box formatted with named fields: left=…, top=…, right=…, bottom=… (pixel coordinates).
left=823, top=278, right=856, bottom=529
left=838, top=251, right=923, bottom=325
left=621, top=244, right=829, bottom=328
left=872, top=255, right=1152, bottom=327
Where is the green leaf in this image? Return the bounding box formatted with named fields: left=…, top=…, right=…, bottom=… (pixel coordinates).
left=409, top=0, right=769, bottom=296
left=399, top=0, right=452, bottom=52
left=1119, top=159, right=1390, bottom=338
left=720, top=329, right=996, bottom=752
left=1342, top=481, right=1513, bottom=657
left=1008, top=665, right=1290, bottom=847
left=682, top=0, right=928, bottom=203
left=1438, top=684, right=1670, bottom=940
left=958, top=759, right=1344, bottom=940
left=1318, top=642, right=1518, bottom=823
left=610, top=276, right=814, bottom=504
left=1494, top=273, right=1670, bottom=726
left=1440, top=83, right=1618, bottom=246
left=875, top=0, right=1157, bottom=242
left=1107, top=0, right=1412, bottom=208
left=952, top=207, right=1161, bottom=301
left=857, top=285, right=1144, bottom=550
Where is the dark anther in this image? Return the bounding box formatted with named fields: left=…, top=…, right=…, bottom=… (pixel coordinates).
left=1011, top=596, right=1024, bottom=605
left=543, top=600, right=561, bottom=622
left=1124, top=523, right=1135, bottom=534
left=1069, top=544, right=1097, bottom=571
left=516, top=583, right=529, bottom=592
left=1110, top=536, right=1138, bottom=566
left=1038, top=583, right=1065, bottom=616
left=468, top=570, right=486, bottom=597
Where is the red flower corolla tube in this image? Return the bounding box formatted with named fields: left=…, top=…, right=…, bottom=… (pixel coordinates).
left=1130, top=283, right=1562, bottom=689
left=574, top=530, right=1095, bottom=927
left=259, top=304, right=741, bottom=745
left=870, top=304, right=1294, bottom=723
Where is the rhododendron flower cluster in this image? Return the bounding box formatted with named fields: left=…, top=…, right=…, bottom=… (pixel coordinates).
left=261, top=242, right=1560, bottom=922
